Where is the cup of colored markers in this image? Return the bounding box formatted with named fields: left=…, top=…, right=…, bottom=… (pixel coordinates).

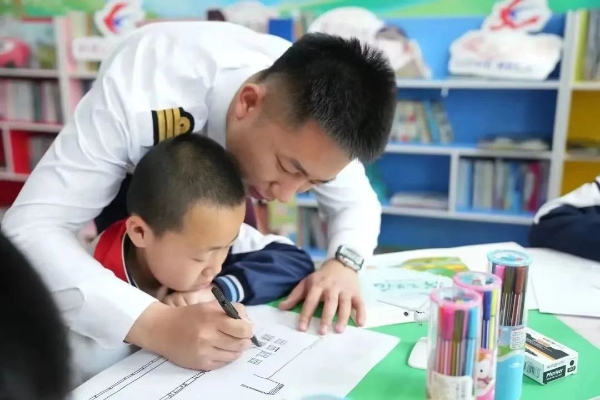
left=487, top=249, right=532, bottom=400
left=427, top=286, right=482, bottom=400
left=453, top=272, right=501, bottom=400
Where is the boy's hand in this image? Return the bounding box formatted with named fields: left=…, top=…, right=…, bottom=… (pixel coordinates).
left=163, top=286, right=216, bottom=307
left=127, top=301, right=254, bottom=371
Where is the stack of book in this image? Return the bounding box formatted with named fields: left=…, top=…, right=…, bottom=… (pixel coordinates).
left=456, top=158, right=549, bottom=214
left=389, top=100, right=453, bottom=144
left=582, top=9, right=600, bottom=81
left=0, top=79, right=62, bottom=123
left=28, top=135, right=55, bottom=171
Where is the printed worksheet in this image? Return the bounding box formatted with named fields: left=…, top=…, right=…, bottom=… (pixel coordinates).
left=71, top=306, right=399, bottom=400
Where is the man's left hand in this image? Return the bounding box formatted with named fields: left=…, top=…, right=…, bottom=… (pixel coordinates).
left=278, top=259, right=365, bottom=335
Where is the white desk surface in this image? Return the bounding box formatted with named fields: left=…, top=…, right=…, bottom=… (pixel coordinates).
left=367, top=242, right=600, bottom=349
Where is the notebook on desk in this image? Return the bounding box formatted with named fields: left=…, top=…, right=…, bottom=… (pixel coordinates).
left=71, top=306, right=399, bottom=400
left=354, top=242, right=539, bottom=328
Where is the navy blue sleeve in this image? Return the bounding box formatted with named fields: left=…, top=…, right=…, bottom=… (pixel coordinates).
left=212, top=224, right=314, bottom=305
left=529, top=177, right=600, bottom=262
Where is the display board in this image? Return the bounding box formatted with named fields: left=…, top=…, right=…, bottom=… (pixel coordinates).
left=4, top=0, right=599, bottom=18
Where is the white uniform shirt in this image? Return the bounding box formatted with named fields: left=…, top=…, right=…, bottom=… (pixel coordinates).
left=1, top=21, right=381, bottom=348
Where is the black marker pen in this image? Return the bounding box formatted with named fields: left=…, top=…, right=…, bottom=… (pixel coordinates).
left=211, top=286, right=261, bottom=347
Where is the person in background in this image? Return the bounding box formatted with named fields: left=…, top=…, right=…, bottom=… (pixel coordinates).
left=71, top=133, right=314, bottom=383
left=0, top=231, right=71, bottom=400
left=2, top=23, right=396, bottom=374
left=529, top=174, right=600, bottom=261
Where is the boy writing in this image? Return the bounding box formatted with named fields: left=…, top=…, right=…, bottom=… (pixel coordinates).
left=71, top=134, right=314, bottom=385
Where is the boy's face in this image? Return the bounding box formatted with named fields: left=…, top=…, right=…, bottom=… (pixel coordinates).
left=127, top=202, right=246, bottom=292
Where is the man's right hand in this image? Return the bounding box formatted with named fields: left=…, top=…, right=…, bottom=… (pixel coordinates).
left=126, top=301, right=254, bottom=371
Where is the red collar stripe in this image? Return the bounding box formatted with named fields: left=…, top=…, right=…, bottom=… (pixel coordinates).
left=93, top=219, right=131, bottom=284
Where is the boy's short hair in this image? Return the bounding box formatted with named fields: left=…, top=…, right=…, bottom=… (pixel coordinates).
left=258, top=32, right=397, bottom=163
left=0, top=232, right=71, bottom=400
left=126, top=134, right=246, bottom=236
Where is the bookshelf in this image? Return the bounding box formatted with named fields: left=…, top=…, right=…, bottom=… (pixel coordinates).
left=561, top=10, right=600, bottom=194
left=297, top=12, right=591, bottom=260
left=0, top=11, right=598, bottom=259
left=0, top=17, right=63, bottom=198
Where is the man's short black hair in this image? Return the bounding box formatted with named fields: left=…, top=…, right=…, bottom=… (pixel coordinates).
left=0, top=232, right=71, bottom=400
left=258, top=33, right=397, bottom=163
left=127, top=134, right=246, bottom=236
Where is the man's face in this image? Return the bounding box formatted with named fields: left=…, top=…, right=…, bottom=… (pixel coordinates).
left=226, top=83, right=351, bottom=203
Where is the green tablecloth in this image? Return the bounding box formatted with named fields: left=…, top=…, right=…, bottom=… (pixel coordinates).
left=277, top=302, right=600, bottom=399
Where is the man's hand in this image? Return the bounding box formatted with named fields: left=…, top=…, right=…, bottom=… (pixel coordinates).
left=278, top=259, right=365, bottom=335
left=126, top=301, right=254, bottom=371
left=163, top=286, right=216, bottom=307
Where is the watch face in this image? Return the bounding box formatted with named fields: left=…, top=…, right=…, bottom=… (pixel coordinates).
left=337, top=246, right=364, bottom=270
left=343, top=247, right=361, bottom=260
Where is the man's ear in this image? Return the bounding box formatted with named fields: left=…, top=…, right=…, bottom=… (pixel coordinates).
left=234, top=83, right=266, bottom=120
left=125, top=216, right=152, bottom=249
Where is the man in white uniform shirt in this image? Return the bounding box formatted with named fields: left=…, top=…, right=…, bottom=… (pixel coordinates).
left=2, top=21, right=396, bottom=372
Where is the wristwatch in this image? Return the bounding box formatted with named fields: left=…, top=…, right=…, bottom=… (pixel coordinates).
left=335, top=245, right=364, bottom=272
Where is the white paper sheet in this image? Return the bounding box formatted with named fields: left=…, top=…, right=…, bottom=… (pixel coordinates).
left=355, top=242, right=539, bottom=328
left=527, top=248, right=600, bottom=318
left=71, top=306, right=399, bottom=400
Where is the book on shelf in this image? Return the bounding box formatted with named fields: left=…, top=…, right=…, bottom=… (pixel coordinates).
left=457, top=158, right=549, bottom=214
left=298, top=208, right=327, bottom=252
left=0, top=79, right=62, bottom=123
left=477, top=134, right=550, bottom=152
left=583, top=9, right=600, bottom=81
left=566, top=138, right=600, bottom=155
left=28, top=135, right=54, bottom=171
left=389, top=191, right=448, bottom=210
left=389, top=100, right=453, bottom=144
left=267, top=199, right=298, bottom=242
left=68, top=12, right=102, bottom=74
left=8, top=131, right=55, bottom=174
left=81, top=79, right=94, bottom=94
left=365, top=163, right=388, bottom=204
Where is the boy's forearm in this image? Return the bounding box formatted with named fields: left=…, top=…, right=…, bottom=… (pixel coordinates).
left=223, top=245, right=315, bottom=305
left=227, top=223, right=314, bottom=304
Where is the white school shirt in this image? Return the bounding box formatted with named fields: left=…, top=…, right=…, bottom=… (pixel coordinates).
left=1, top=21, right=381, bottom=348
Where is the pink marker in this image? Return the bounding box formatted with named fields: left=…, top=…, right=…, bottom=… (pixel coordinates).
left=442, top=306, right=454, bottom=375
left=494, top=265, right=506, bottom=282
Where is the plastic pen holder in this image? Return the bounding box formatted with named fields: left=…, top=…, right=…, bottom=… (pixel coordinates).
left=453, top=272, right=501, bottom=400
left=427, top=286, right=481, bottom=400
left=488, top=249, right=532, bottom=400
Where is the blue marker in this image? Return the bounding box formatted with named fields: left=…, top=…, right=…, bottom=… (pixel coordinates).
left=482, top=291, right=491, bottom=348
left=463, top=306, right=479, bottom=376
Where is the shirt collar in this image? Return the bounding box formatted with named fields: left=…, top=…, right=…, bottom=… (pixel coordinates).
left=207, top=66, right=265, bottom=147
left=93, top=219, right=137, bottom=288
